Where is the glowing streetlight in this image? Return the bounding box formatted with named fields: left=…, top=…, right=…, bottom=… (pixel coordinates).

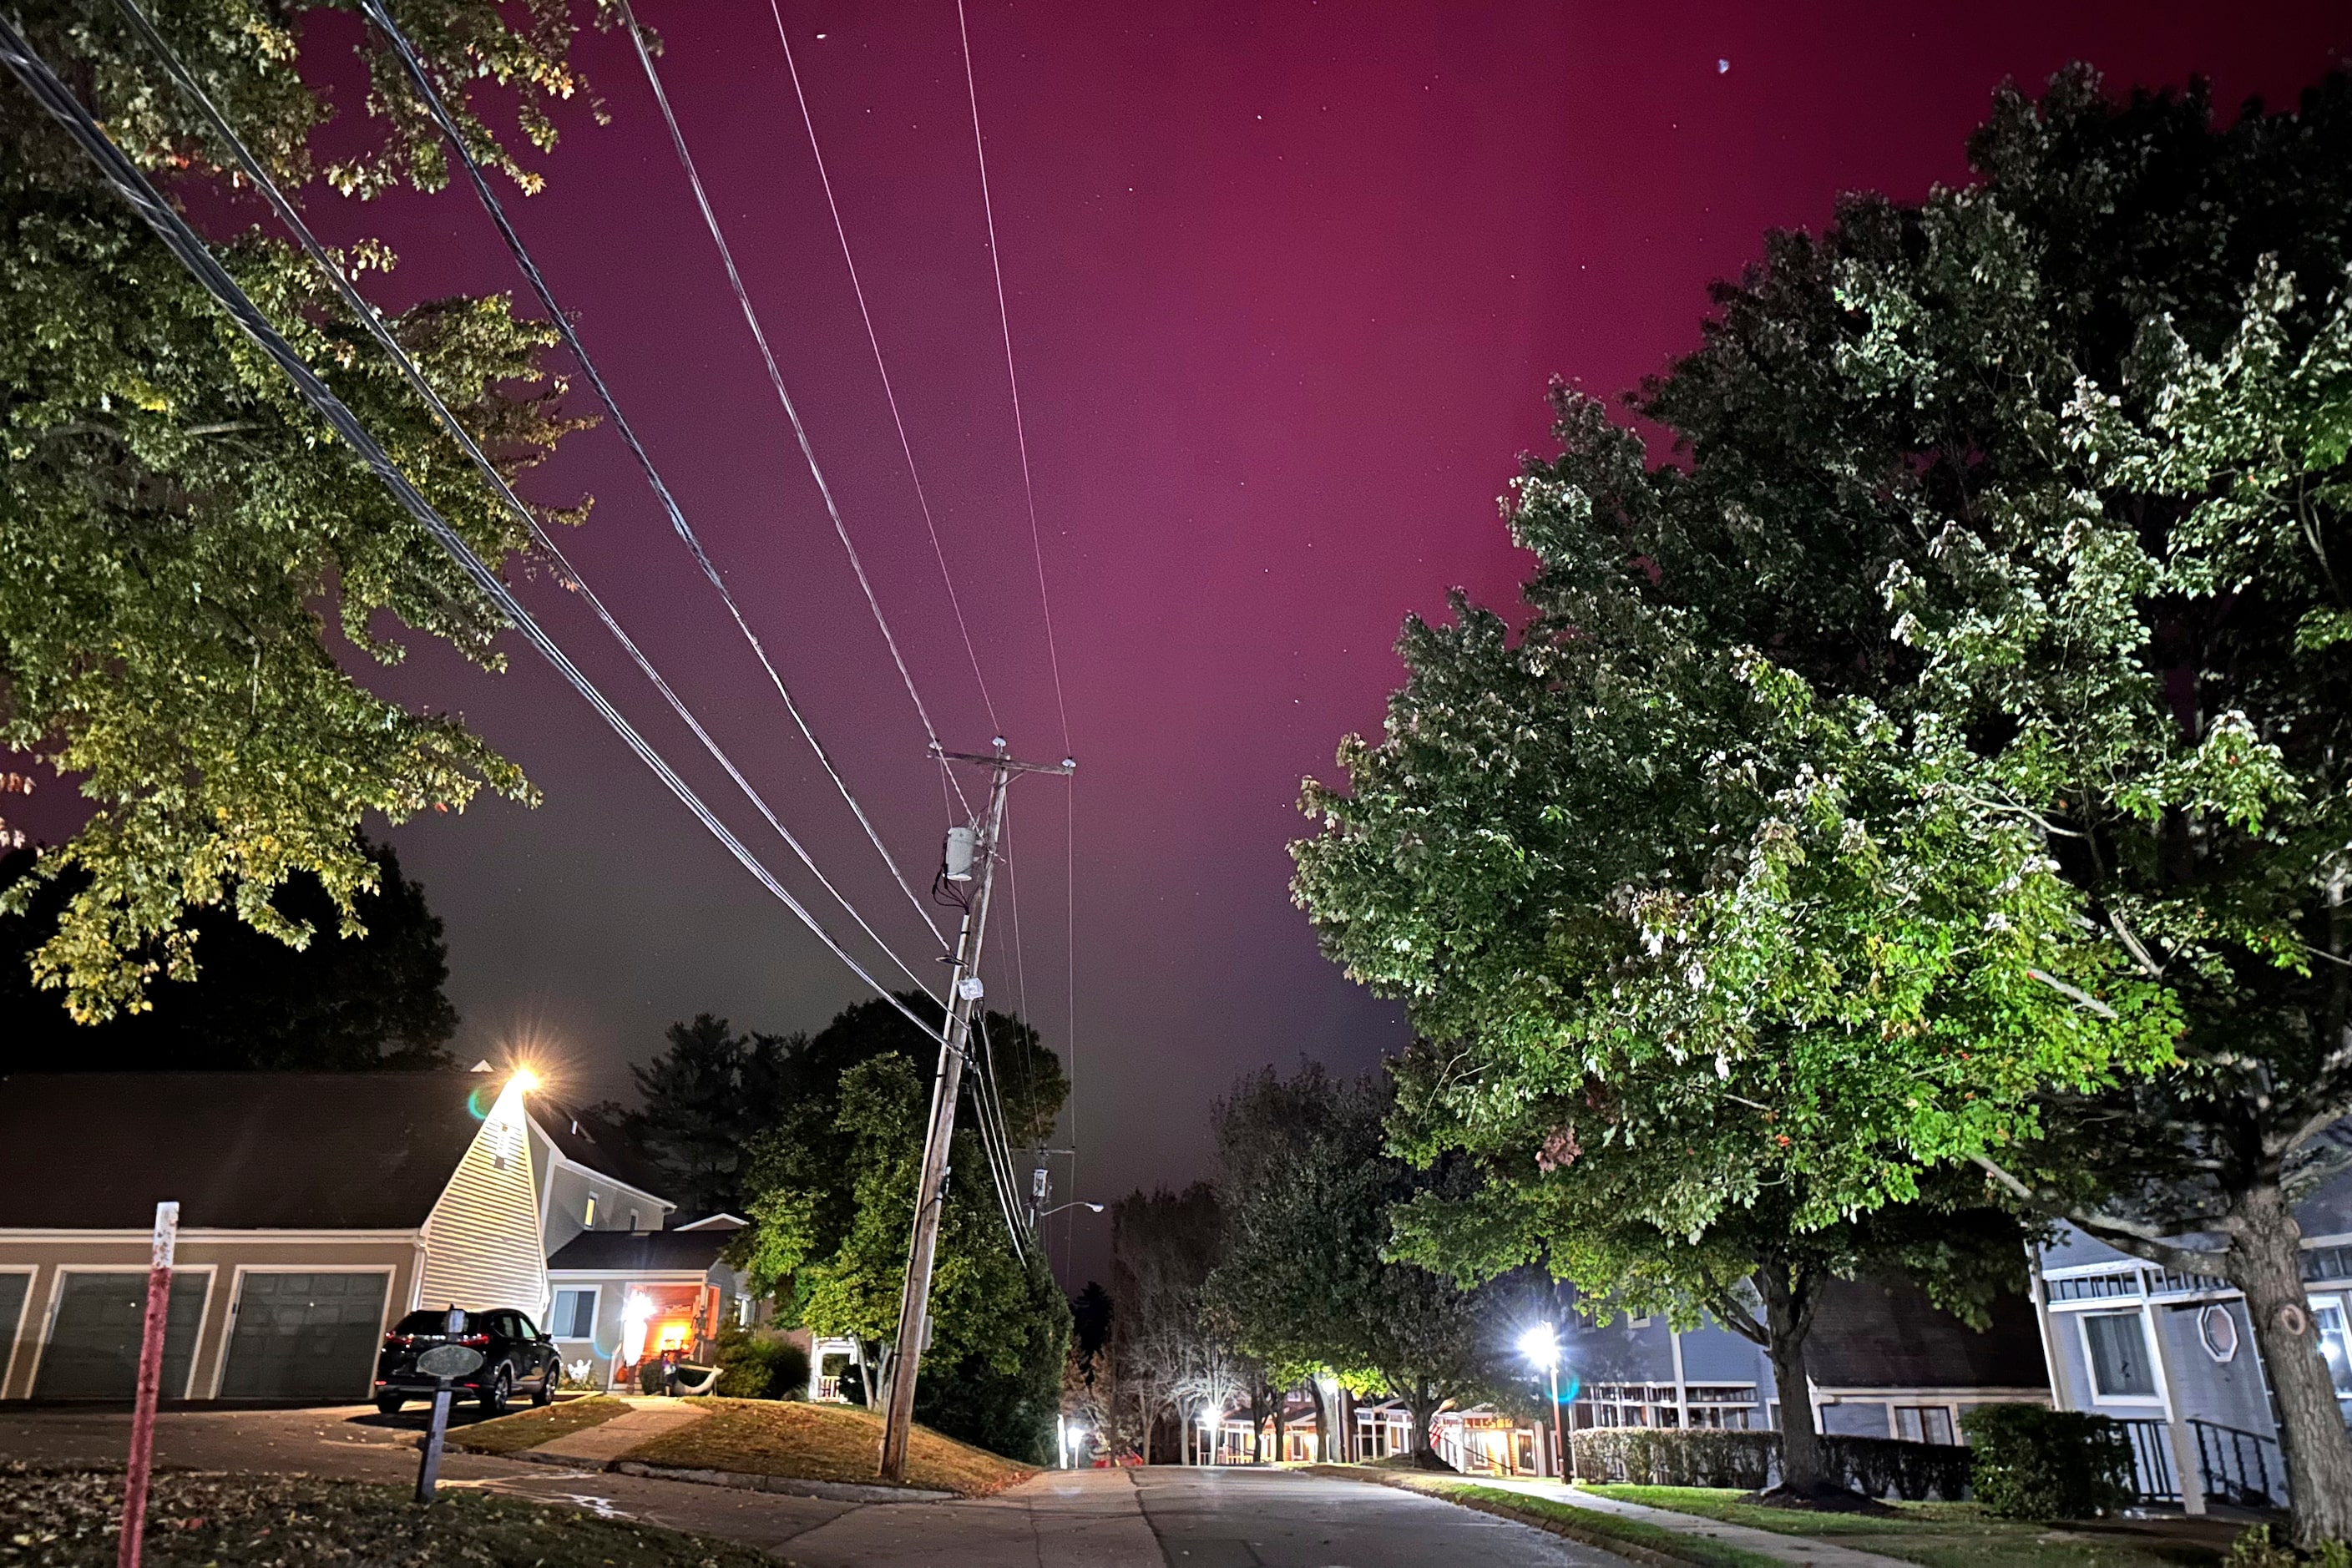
left=1519, top=1324, right=1574, bottom=1482
left=508, top=1065, right=541, bottom=1095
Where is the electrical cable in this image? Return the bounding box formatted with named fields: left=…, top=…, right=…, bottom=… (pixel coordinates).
left=954, top=0, right=1084, bottom=1279
left=608, top=0, right=975, bottom=825
left=356, top=0, right=948, bottom=944
left=107, top=0, right=939, bottom=1003
left=969, top=1010, right=1031, bottom=1260
left=0, top=11, right=946, bottom=1045
left=953, top=0, right=1070, bottom=755
left=766, top=0, right=1001, bottom=742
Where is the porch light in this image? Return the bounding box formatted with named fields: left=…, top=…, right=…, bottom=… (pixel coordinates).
left=620, top=1291, right=655, bottom=1367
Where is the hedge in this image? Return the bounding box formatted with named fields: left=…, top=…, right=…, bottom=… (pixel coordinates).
left=1957, top=1404, right=2134, bottom=1520
left=1570, top=1427, right=1973, bottom=1500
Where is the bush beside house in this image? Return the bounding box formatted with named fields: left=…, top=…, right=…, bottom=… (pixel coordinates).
left=1958, top=1404, right=2135, bottom=1520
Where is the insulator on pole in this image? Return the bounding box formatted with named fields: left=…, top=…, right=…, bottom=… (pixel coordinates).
left=943, top=824, right=977, bottom=882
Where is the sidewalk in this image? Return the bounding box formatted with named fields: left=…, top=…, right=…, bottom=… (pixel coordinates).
left=529, top=1396, right=706, bottom=1462
left=1466, top=1479, right=1911, bottom=1568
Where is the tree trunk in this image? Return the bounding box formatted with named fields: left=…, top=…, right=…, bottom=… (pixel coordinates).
left=1308, top=1379, right=1331, bottom=1463
left=1404, top=1384, right=1444, bottom=1469
left=1757, top=1261, right=1831, bottom=1497
left=2228, top=1183, right=2352, bottom=1550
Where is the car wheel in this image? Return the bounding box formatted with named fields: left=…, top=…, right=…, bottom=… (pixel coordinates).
left=479, top=1366, right=511, bottom=1414
left=375, top=1396, right=403, bottom=1416
left=531, top=1370, right=554, bottom=1407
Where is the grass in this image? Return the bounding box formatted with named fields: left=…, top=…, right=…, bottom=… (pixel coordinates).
left=1424, top=1479, right=1784, bottom=1568
left=448, top=1393, right=634, bottom=1455
left=0, top=1462, right=776, bottom=1567
left=620, top=1398, right=1036, bottom=1498
left=1579, top=1484, right=2233, bottom=1568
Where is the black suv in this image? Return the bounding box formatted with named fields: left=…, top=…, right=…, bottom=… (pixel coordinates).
left=374, top=1307, right=559, bottom=1414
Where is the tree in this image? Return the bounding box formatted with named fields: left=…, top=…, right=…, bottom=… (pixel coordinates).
left=2, top=0, right=603, bottom=1024
left=621, top=1014, right=794, bottom=1216
left=1292, top=67, right=2352, bottom=1525
left=734, top=995, right=1071, bottom=1464
left=0, top=838, right=456, bottom=1070
left=1211, top=1063, right=1514, bottom=1469
left=1107, top=1183, right=1227, bottom=1464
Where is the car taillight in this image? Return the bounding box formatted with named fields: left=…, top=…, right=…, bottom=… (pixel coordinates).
left=462, top=1334, right=490, bottom=1347
left=384, top=1334, right=412, bottom=1346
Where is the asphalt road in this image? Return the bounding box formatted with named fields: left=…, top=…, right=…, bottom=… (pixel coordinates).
left=0, top=1405, right=1631, bottom=1565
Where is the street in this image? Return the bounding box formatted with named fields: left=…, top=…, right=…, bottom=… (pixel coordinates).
left=0, top=1405, right=1630, bottom=1565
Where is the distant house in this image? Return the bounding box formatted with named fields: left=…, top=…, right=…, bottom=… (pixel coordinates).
left=2030, top=1162, right=2352, bottom=1508
left=0, top=1069, right=676, bottom=1403
left=1808, top=1277, right=2051, bottom=1444
left=544, top=1214, right=753, bottom=1391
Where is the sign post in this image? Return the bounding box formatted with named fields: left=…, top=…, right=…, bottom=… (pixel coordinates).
left=412, top=1308, right=482, bottom=1503
left=117, top=1200, right=179, bottom=1568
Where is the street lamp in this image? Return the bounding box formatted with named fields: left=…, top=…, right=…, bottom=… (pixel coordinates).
left=1037, top=1201, right=1104, bottom=1218
left=1519, top=1324, right=1574, bottom=1483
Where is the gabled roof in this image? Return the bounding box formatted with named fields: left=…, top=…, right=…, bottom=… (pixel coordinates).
left=534, top=1101, right=673, bottom=1205
left=0, top=1072, right=502, bottom=1231
left=546, top=1228, right=733, bottom=1274
left=1807, top=1277, right=2047, bottom=1390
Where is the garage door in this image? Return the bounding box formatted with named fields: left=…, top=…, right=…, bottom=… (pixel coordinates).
left=217, top=1273, right=389, bottom=1400
left=33, top=1272, right=208, bottom=1399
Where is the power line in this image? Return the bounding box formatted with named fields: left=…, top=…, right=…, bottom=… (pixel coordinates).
left=952, top=0, right=1085, bottom=1282
left=107, top=0, right=937, bottom=1003
left=357, top=0, right=948, bottom=945
left=954, top=0, right=1070, bottom=754
left=612, top=0, right=974, bottom=824
left=766, top=0, right=1001, bottom=741
left=0, top=11, right=945, bottom=1045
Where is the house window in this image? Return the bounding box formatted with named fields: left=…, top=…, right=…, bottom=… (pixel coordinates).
left=2316, top=1300, right=2352, bottom=1397
left=1893, top=1406, right=1955, bottom=1444
left=734, top=1295, right=753, bottom=1328
left=549, top=1288, right=598, bottom=1340
left=584, top=1194, right=599, bottom=1230
left=2082, top=1311, right=2157, bottom=1399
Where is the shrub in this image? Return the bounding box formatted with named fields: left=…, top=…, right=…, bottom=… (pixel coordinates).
left=2223, top=1525, right=2352, bottom=1567
left=1958, top=1404, right=2134, bottom=1520
left=1822, top=1434, right=1973, bottom=1502
left=711, top=1323, right=810, bottom=1400
left=1571, top=1429, right=1778, bottom=1490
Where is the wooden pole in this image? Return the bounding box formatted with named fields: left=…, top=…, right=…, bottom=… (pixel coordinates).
left=118, top=1200, right=179, bottom=1568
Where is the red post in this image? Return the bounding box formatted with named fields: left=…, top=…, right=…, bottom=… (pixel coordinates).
left=119, top=1200, right=180, bottom=1568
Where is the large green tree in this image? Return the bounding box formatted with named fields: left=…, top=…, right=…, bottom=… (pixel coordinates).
left=2, top=0, right=603, bottom=1025
left=735, top=995, right=1070, bottom=1464
left=0, top=837, right=455, bottom=1070
left=1211, top=1063, right=1513, bottom=1469
left=1295, top=66, right=2352, bottom=1538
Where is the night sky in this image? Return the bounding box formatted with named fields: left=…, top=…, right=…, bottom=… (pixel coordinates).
left=21, top=2, right=2347, bottom=1284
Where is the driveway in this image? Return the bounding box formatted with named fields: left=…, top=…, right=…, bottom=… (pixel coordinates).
left=0, top=1406, right=1632, bottom=1565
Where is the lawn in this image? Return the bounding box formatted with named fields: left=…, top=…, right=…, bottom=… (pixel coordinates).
left=0, top=1463, right=775, bottom=1567
left=620, top=1398, right=1036, bottom=1498
left=1416, top=1479, right=1783, bottom=1568
left=450, top=1393, right=634, bottom=1455
left=1578, top=1484, right=2235, bottom=1568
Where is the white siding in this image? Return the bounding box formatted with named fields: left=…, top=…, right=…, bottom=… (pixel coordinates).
left=418, top=1090, right=546, bottom=1318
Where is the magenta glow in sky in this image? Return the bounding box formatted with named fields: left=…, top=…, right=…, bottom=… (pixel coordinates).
left=258, top=1, right=2347, bottom=1282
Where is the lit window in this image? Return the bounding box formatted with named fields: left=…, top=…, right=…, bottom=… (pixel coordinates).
left=2082, top=1311, right=2157, bottom=1399
left=584, top=1194, right=599, bottom=1230
left=2317, top=1300, right=2352, bottom=1396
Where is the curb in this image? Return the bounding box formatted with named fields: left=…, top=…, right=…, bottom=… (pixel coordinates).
left=609, top=1459, right=958, bottom=1504
left=1301, top=1465, right=1709, bottom=1568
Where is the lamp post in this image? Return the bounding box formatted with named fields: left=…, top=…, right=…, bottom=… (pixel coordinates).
left=1519, top=1325, right=1572, bottom=1483
left=1037, top=1201, right=1104, bottom=1219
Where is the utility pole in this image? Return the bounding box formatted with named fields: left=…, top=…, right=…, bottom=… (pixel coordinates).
left=879, top=739, right=1073, bottom=1483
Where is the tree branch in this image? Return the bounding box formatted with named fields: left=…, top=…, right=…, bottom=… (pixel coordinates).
left=1972, top=1155, right=2231, bottom=1272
